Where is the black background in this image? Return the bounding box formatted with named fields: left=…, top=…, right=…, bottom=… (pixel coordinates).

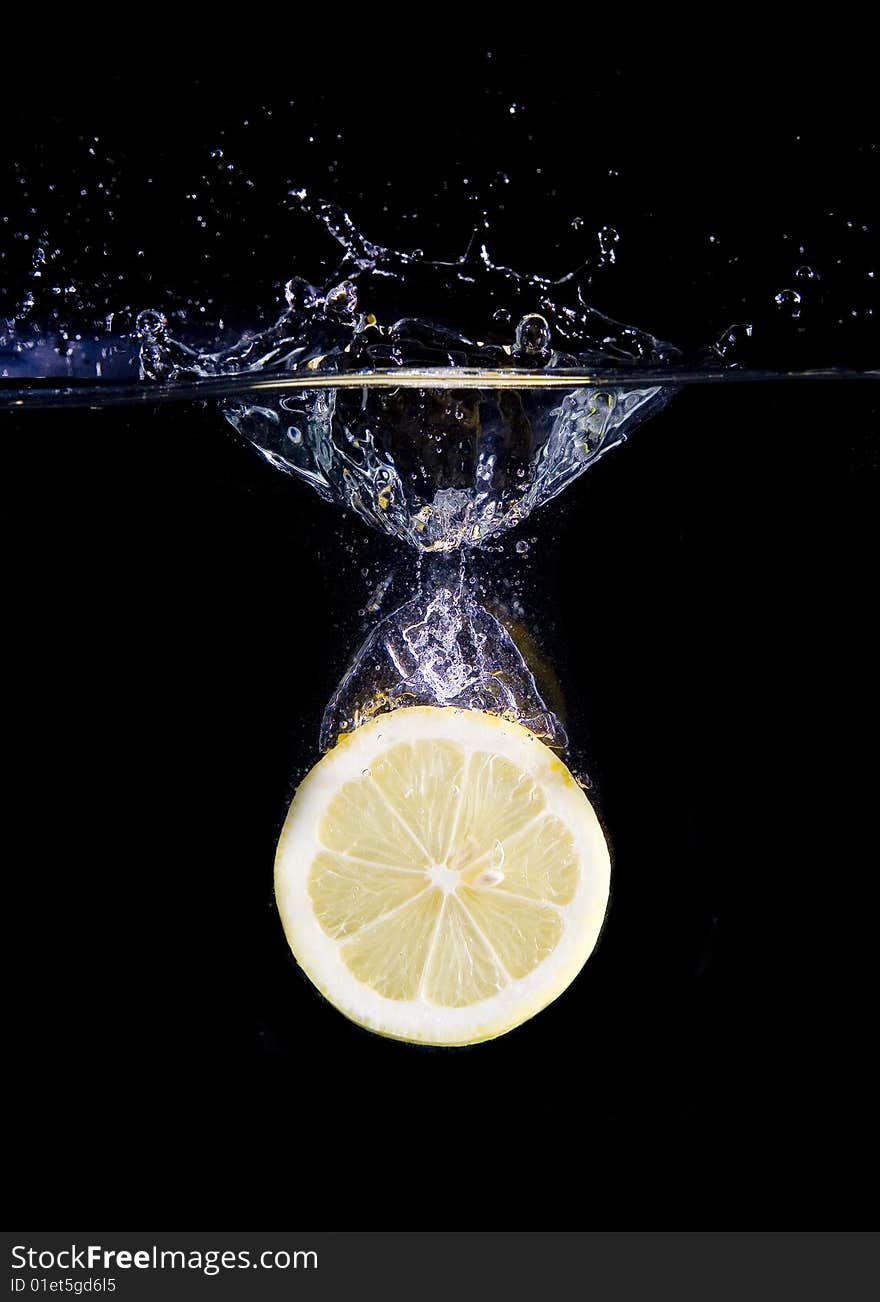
left=3, top=34, right=878, bottom=1227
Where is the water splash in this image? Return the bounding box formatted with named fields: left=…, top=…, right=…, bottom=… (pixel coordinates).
left=133, top=198, right=676, bottom=550
left=321, top=583, right=565, bottom=751
left=135, top=195, right=680, bottom=380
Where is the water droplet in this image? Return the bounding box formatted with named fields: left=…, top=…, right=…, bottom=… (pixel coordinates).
left=324, top=279, right=357, bottom=318
left=135, top=308, right=167, bottom=338
left=774, top=288, right=802, bottom=318
left=513, top=313, right=551, bottom=358
left=598, top=226, right=620, bottom=263
left=516, top=539, right=530, bottom=555
left=714, top=322, right=754, bottom=360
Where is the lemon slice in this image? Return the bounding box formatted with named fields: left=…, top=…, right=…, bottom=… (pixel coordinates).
left=275, top=706, right=610, bottom=1045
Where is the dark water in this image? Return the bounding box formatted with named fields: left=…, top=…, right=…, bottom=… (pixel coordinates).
left=4, top=375, right=876, bottom=1220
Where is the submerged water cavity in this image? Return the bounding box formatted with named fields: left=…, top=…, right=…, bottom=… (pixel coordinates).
left=321, top=584, right=566, bottom=751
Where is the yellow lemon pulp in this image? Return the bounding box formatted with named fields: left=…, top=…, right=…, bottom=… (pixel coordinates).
left=275, top=707, right=610, bottom=1045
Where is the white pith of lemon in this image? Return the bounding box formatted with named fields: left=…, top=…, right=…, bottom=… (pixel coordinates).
left=274, top=706, right=610, bottom=1045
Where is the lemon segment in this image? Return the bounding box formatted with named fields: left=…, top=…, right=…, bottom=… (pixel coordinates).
left=339, top=887, right=442, bottom=1002
left=275, top=706, right=610, bottom=1045
left=421, top=895, right=506, bottom=1007
left=307, top=852, right=428, bottom=939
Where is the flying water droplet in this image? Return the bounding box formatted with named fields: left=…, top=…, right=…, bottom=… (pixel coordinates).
left=513, top=313, right=551, bottom=360
left=774, top=289, right=802, bottom=318
left=598, top=226, right=620, bottom=264
left=713, top=322, right=754, bottom=361
left=135, top=308, right=168, bottom=339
